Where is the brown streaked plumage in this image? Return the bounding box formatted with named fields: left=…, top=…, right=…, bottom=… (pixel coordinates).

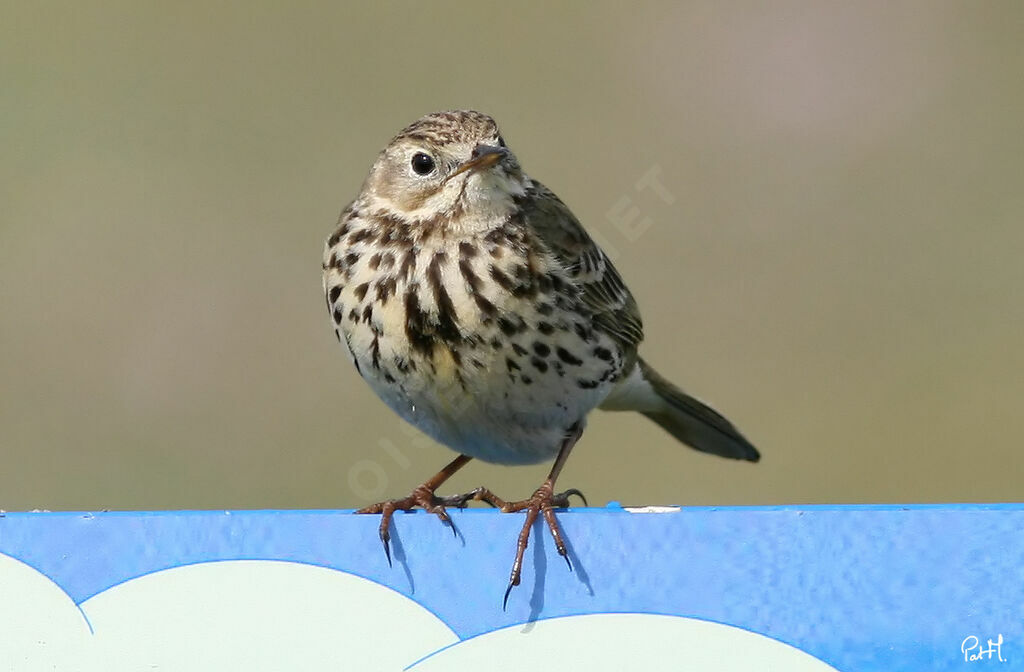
left=322, top=110, right=759, bottom=606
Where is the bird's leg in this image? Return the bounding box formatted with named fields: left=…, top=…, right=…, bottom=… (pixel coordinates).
left=454, top=422, right=586, bottom=609
left=356, top=453, right=473, bottom=566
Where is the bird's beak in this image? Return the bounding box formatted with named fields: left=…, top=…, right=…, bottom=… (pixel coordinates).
left=448, top=145, right=508, bottom=180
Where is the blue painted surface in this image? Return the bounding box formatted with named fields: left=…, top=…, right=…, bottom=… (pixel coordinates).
left=1, top=504, right=1021, bottom=671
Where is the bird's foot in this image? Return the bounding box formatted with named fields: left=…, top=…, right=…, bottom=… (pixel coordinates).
left=356, top=483, right=463, bottom=567
left=449, top=482, right=587, bottom=609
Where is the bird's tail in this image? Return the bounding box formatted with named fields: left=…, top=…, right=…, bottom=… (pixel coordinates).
left=600, top=358, right=760, bottom=462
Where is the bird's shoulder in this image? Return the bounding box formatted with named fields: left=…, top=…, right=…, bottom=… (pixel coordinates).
left=518, top=180, right=644, bottom=354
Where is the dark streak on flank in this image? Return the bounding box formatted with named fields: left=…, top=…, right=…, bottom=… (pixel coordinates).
left=428, top=252, right=461, bottom=342
left=460, top=259, right=482, bottom=293
left=474, top=293, right=496, bottom=319
left=349, top=228, right=376, bottom=245
left=370, top=335, right=381, bottom=370
left=463, top=257, right=496, bottom=320
left=327, top=221, right=348, bottom=248
left=573, top=322, right=593, bottom=342
left=404, top=286, right=434, bottom=355
left=400, top=248, right=417, bottom=280
left=497, top=316, right=519, bottom=336
left=490, top=266, right=516, bottom=293
left=556, top=347, right=583, bottom=366
left=376, top=276, right=396, bottom=304
left=354, top=283, right=369, bottom=301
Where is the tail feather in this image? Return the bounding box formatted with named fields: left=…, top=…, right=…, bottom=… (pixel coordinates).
left=601, top=358, right=760, bottom=462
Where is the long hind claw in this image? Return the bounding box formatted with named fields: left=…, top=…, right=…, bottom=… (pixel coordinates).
left=356, top=483, right=459, bottom=565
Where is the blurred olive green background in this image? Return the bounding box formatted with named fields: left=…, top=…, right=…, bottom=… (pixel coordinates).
left=2, top=2, right=1022, bottom=511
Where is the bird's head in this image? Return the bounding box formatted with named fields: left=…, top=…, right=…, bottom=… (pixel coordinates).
left=362, top=110, right=528, bottom=233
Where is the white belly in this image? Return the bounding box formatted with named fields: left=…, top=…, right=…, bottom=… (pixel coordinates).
left=363, top=341, right=612, bottom=464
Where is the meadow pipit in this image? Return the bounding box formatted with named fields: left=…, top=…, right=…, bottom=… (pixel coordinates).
left=323, top=110, right=759, bottom=605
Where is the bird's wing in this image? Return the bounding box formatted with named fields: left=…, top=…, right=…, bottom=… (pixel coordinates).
left=521, top=180, right=644, bottom=355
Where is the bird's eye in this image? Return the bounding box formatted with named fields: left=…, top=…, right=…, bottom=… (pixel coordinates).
left=497, top=136, right=506, bottom=148
left=411, top=152, right=435, bottom=175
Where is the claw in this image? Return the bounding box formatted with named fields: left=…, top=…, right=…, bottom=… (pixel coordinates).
left=498, top=475, right=582, bottom=606
left=502, top=581, right=515, bottom=611
left=373, top=504, right=396, bottom=567
left=356, top=464, right=471, bottom=567
left=355, top=454, right=475, bottom=564
left=563, top=488, right=588, bottom=507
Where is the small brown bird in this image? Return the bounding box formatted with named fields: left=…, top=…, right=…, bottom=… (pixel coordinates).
left=323, top=110, right=759, bottom=605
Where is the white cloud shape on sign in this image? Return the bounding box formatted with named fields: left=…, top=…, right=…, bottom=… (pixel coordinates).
left=406, top=613, right=840, bottom=672
left=82, top=561, right=458, bottom=671
left=0, top=554, right=838, bottom=672
left=0, top=554, right=93, bottom=671
left=0, top=555, right=456, bottom=671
